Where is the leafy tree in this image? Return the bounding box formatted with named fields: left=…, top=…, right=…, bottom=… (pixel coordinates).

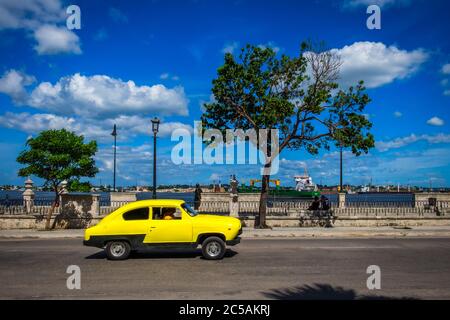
left=67, top=180, right=93, bottom=193
left=17, top=129, right=98, bottom=229
left=201, top=42, right=374, bottom=228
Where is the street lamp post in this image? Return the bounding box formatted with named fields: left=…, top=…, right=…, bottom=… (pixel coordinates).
left=338, top=112, right=344, bottom=193
left=151, top=117, right=160, bottom=199
left=339, top=144, right=343, bottom=192
left=111, top=124, right=117, bottom=192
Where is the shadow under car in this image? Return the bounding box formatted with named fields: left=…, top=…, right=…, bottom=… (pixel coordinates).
left=85, top=248, right=238, bottom=260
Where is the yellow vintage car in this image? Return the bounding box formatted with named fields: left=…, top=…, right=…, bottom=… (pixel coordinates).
left=83, top=199, right=242, bottom=260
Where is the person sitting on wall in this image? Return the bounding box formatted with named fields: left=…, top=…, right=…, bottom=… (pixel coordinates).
left=320, top=195, right=330, bottom=211
left=308, top=196, right=320, bottom=211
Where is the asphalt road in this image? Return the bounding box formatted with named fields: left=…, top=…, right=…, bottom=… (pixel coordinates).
left=0, top=238, right=449, bottom=299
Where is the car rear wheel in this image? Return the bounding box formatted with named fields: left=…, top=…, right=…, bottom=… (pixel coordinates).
left=105, top=241, right=131, bottom=260
left=201, top=236, right=226, bottom=260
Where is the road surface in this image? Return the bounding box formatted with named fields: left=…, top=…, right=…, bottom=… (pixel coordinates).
left=1, top=238, right=449, bottom=299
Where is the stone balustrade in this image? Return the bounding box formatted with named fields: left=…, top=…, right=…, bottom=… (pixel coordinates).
left=1, top=181, right=450, bottom=229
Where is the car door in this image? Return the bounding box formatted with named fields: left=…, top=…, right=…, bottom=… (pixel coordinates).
left=105, top=206, right=151, bottom=244
left=146, top=206, right=193, bottom=243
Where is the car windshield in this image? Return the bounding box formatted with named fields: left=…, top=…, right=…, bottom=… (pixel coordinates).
left=181, top=203, right=198, bottom=217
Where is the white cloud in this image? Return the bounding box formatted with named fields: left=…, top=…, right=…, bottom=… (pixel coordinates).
left=377, top=148, right=450, bottom=173
left=34, top=24, right=81, bottom=55
left=0, top=0, right=81, bottom=56
left=0, top=72, right=191, bottom=134
left=0, top=112, right=75, bottom=133
left=160, top=73, right=180, bottom=81
left=199, top=94, right=217, bottom=112
left=158, top=122, right=193, bottom=136
left=394, top=111, right=402, bottom=118
left=0, top=69, right=35, bottom=103
left=222, top=42, right=239, bottom=54
left=441, top=64, right=450, bottom=75
left=258, top=41, right=281, bottom=54
left=0, top=0, right=64, bottom=30
left=0, top=112, right=118, bottom=142
left=330, top=42, right=428, bottom=88
left=427, top=116, right=444, bottom=127
left=376, top=133, right=450, bottom=152
left=376, top=134, right=419, bottom=151
left=94, top=138, right=220, bottom=186
left=103, top=115, right=193, bottom=137
left=0, top=112, right=193, bottom=142
left=27, top=73, right=189, bottom=117
left=441, top=64, right=450, bottom=96
left=280, top=158, right=307, bottom=169
left=323, top=150, right=355, bottom=160
left=420, top=133, right=450, bottom=143
left=95, top=144, right=153, bottom=181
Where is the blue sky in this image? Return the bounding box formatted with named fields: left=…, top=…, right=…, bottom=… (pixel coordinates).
left=0, top=0, right=449, bottom=187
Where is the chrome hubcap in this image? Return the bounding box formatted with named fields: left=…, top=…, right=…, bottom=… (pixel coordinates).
left=110, top=242, right=126, bottom=257
left=206, top=241, right=221, bottom=257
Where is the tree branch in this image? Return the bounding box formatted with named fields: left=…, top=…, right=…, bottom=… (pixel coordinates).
left=223, top=96, right=257, bottom=128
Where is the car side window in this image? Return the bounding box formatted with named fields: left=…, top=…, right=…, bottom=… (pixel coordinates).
left=152, top=207, right=182, bottom=220
left=123, top=207, right=149, bottom=221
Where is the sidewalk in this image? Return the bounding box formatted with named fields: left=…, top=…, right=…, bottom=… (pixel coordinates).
left=242, top=226, right=450, bottom=238
left=1, top=226, right=450, bottom=239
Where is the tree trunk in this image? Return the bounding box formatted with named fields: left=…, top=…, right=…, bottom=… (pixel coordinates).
left=45, top=191, right=59, bottom=230
left=255, top=173, right=271, bottom=229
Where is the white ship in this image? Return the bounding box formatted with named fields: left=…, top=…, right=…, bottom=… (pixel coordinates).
left=294, top=168, right=318, bottom=192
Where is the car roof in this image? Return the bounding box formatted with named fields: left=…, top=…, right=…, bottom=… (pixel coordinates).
left=121, top=199, right=186, bottom=207
left=130, top=199, right=185, bottom=206
left=105, top=199, right=187, bottom=220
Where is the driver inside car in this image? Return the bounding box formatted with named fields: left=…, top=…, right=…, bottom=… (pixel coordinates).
left=163, top=208, right=176, bottom=220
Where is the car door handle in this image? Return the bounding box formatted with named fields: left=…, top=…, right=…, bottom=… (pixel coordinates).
left=150, top=226, right=156, bottom=229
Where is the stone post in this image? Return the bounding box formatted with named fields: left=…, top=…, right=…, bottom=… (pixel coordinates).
left=229, top=196, right=239, bottom=217
left=229, top=175, right=239, bottom=217
left=22, top=178, right=35, bottom=214
left=338, top=192, right=346, bottom=208
left=92, top=194, right=100, bottom=217
left=60, top=180, right=69, bottom=194
left=59, top=180, right=68, bottom=207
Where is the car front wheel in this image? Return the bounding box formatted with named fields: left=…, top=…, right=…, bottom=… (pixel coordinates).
left=201, top=236, right=226, bottom=260
left=105, top=241, right=131, bottom=260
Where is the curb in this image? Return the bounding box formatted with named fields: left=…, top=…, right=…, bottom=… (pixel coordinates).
left=2, top=227, right=450, bottom=239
